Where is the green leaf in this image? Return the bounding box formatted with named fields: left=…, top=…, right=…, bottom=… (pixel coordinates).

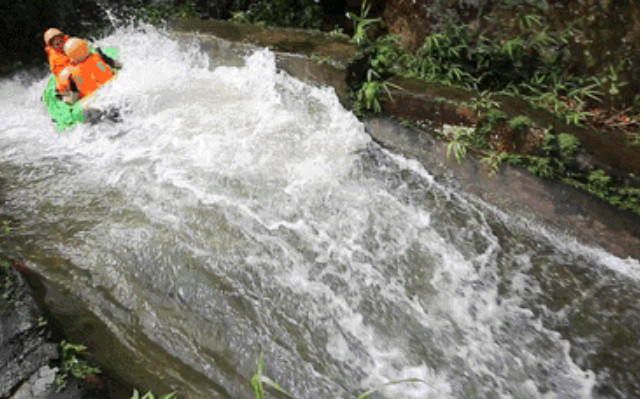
left=250, top=354, right=266, bottom=399
left=354, top=378, right=426, bottom=399
left=447, top=140, right=467, bottom=164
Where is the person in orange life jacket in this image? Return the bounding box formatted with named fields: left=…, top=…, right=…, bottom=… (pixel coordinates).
left=56, top=38, right=122, bottom=105
left=44, top=28, right=72, bottom=76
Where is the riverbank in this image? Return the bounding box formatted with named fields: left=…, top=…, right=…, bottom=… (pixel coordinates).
left=170, top=18, right=639, bottom=260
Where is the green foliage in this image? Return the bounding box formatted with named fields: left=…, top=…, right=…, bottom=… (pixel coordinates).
left=339, top=2, right=637, bottom=212
left=524, top=156, right=559, bottom=179
left=557, top=133, right=579, bottom=160
left=470, top=90, right=500, bottom=114
left=250, top=353, right=427, bottom=399
left=347, top=3, right=404, bottom=116
left=347, top=1, right=382, bottom=45
left=327, top=28, right=349, bottom=40
left=478, top=129, right=638, bottom=213
left=540, top=132, right=558, bottom=155
left=2, top=220, right=11, bottom=234
left=407, top=24, right=478, bottom=88
left=508, top=115, right=533, bottom=131
left=588, top=169, right=611, bottom=192
left=365, top=13, right=624, bottom=127
left=233, top=0, right=323, bottom=29
left=56, top=341, right=101, bottom=391
left=487, top=108, right=509, bottom=124
left=130, top=389, right=176, bottom=399
left=55, top=374, right=68, bottom=391
left=478, top=109, right=509, bottom=138
left=354, top=80, right=384, bottom=114
left=351, top=35, right=407, bottom=115
left=446, top=127, right=475, bottom=163
left=565, top=169, right=640, bottom=213
left=133, top=3, right=197, bottom=25
left=482, top=152, right=509, bottom=176
left=367, top=35, right=408, bottom=76
left=251, top=353, right=296, bottom=399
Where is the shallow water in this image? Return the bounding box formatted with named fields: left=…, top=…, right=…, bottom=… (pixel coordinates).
left=0, top=25, right=638, bottom=399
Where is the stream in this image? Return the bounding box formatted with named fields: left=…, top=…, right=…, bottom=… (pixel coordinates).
left=0, top=25, right=638, bottom=399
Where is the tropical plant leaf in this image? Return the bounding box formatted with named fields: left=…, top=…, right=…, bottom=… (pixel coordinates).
left=354, top=378, right=426, bottom=399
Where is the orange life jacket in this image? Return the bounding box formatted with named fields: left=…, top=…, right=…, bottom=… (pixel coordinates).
left=67, top=53, right=116, bottom=98
left=45, top=35, right=72, bottom=76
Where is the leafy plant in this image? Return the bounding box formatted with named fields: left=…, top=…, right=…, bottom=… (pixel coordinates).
left=470, top=90, right=500, bottom=114
left=557, top=133, right=580, bottom=160
left=251, top=353, right=296, bottom=399
left=524, top=156, right=558, bottom=179
left=351, top=35, right=406, bottom=115
left=588, top=169, right=611, bottom=192
left=354, top=80, right=386, bottom=114
left=408, top=24, right=478, bottom=89
left=508, top=115, right=534, bottom=131
left=133, top=3, right=196, bottom=24
left=347, top=1, right=382, bottom=45
left=2, top=220, right=10, bottom=234
left=328, top=28, right=349, bottom=40
left=237, top=0, right=323, bottom=29
left=250, top=353, right=427, bottom=399
left=446, top=127, right=475, bottom=163
left=130, top=389, right=176, bottom=399
left=482, top=152, right=508, bottom=176
left=56, top=341, right=101, bottom=391
left=338, top=0, right=637, bottom=212
left=367, top=35, right=408, bottom=76
left=562, top=169, right=639, bottom=213
left=478, top=108, right=509, bottom=139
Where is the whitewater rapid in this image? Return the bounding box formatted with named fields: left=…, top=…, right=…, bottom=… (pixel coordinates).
left=0, top=24, right=638, bottom=399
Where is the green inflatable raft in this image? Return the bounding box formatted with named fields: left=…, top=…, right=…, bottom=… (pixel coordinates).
left=42, top=47, right=119, bottom=131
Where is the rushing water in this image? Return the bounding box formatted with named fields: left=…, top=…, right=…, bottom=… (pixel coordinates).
left=0, top=25, right=639, bottom=399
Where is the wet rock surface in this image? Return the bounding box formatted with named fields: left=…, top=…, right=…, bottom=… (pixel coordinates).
left=171, top=19, right=358, bottom=63
left=0, top=266, right=124, bottom=399
left=0, top=267, right=58, bottom=398
left=363, top=117, right=639, bottom=260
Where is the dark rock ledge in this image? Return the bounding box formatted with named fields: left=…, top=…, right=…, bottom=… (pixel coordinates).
left=1, top=264, right=64, bottom=399
left=0, top=264, right=127, bottom=399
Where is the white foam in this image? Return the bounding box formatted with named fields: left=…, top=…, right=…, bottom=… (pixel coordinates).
left=0, top=23, right=634, bottom=399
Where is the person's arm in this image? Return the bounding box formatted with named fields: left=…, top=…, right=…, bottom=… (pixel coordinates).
left=96, top=47, right=123, bottom=69
left=62, top=91, right=80, bottom=105
left=59, top=78, right=80, bottom=104
left=45, top=47, right=56, bottom=74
